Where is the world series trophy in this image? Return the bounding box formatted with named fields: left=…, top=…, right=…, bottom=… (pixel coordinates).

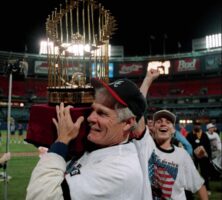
left=46, top=0, right=117, bottom=106
left=26, top=0, right=117, bottom=158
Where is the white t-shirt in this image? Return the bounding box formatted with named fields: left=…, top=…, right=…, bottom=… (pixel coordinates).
left=66, top=143, right=143, bottom=200
left=206, top=131, right=221, bottom=159
left=149, top=145, right=204, bottom=200
left=133, top=127, right=204, bottom=200
left=26, top=142, right=143, bottom=200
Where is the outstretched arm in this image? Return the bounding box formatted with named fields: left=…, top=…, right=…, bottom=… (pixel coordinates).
left=132, top=67, right=160, bottom=139
left=140, top=67, right=160, bottom=97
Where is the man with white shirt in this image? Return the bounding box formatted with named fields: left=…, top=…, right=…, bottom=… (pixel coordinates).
left=133, top=67, right=208, bottom=200
left=150, top=110, right=208, bottom=200
left=26, top=78, right=147, bottom=200
left=206, top=123, right=222, bottom=178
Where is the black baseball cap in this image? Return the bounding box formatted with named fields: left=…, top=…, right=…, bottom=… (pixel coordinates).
left=153, top=109, right=176, bottom=125
left=91, top=78, right=147, bottom=121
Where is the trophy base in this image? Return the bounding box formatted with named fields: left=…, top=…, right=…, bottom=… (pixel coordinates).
left=47, top=87, right=94, bottom=107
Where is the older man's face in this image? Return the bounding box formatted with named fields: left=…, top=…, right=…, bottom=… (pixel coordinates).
left=87, top=97, right=126, bottom=147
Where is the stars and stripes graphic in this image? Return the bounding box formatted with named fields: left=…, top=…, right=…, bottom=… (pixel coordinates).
left=149, top=151, right=179, bottom=200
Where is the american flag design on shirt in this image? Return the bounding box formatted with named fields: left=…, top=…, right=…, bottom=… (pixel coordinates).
left=148, top=151, right=178, bottom=200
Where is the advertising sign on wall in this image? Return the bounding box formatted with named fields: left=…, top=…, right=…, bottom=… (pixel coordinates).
left=174, top=58, right=200, bottom=72
left=118, top=63, right=143, bottom=76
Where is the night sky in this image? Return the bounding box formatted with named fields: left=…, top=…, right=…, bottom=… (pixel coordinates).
left=0, top=0, right=221, bottom=56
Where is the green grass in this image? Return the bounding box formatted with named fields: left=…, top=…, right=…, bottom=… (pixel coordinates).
left=0, top=131, right=37, bottom=154
left=209, top=180, right=222, bottom=200
left=0, top=156, right=39, bottom=200
left=0, top=130, right=37, bottom=153
left=0, top=143, right=37, bottom=153
left=0, top=130, right=39, bottom=199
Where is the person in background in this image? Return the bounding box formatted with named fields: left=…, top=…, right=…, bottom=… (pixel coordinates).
left=10, top=117, right=16, bottom=143
left=211, top=122, right=220, bottom=135
left=172, top=126, right=193, bottom=156
left=206, top=123, right=222, bottom=179
left=132, top=67, right=206, bottom=199
left=206, top=123, right=221, bottom=160
left=151, top=110, right=208, bottom=200
left=132, top=109, right=208, bottom=199
left=146, top=118, right=193, bottom=156
left=180, top=123, right=188, bottom=137
left=186, top=121, right=212, bottom=195
left=140, top=67, right=193, bottom=156
left=26, top=78, right=147, bottom=200
left=17, top=123, right=24, bottom=144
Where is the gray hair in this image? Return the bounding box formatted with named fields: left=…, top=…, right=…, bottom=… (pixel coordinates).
left=95, top=87, right=137, bottom=129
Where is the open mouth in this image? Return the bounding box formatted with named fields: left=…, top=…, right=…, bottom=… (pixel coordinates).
left=159, top=127, right=168, bottom=132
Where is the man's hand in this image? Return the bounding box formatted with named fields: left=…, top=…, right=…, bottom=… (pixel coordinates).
left=140, top=67, right=160, bottom=97
left=52, top=102, right=84, bottom=144
left=147, top=68, right=160, bottom=82
left=194, top=146, right=208, bottom=159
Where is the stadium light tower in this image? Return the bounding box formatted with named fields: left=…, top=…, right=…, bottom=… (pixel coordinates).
left=206, top=33, right=222, bottom=49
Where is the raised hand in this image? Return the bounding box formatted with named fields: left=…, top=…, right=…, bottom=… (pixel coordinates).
left=147, top=68, right=160, bottom=82
left=140, top=67, right=160, bottom=97
left=52, top=102, right=84, bottom=144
